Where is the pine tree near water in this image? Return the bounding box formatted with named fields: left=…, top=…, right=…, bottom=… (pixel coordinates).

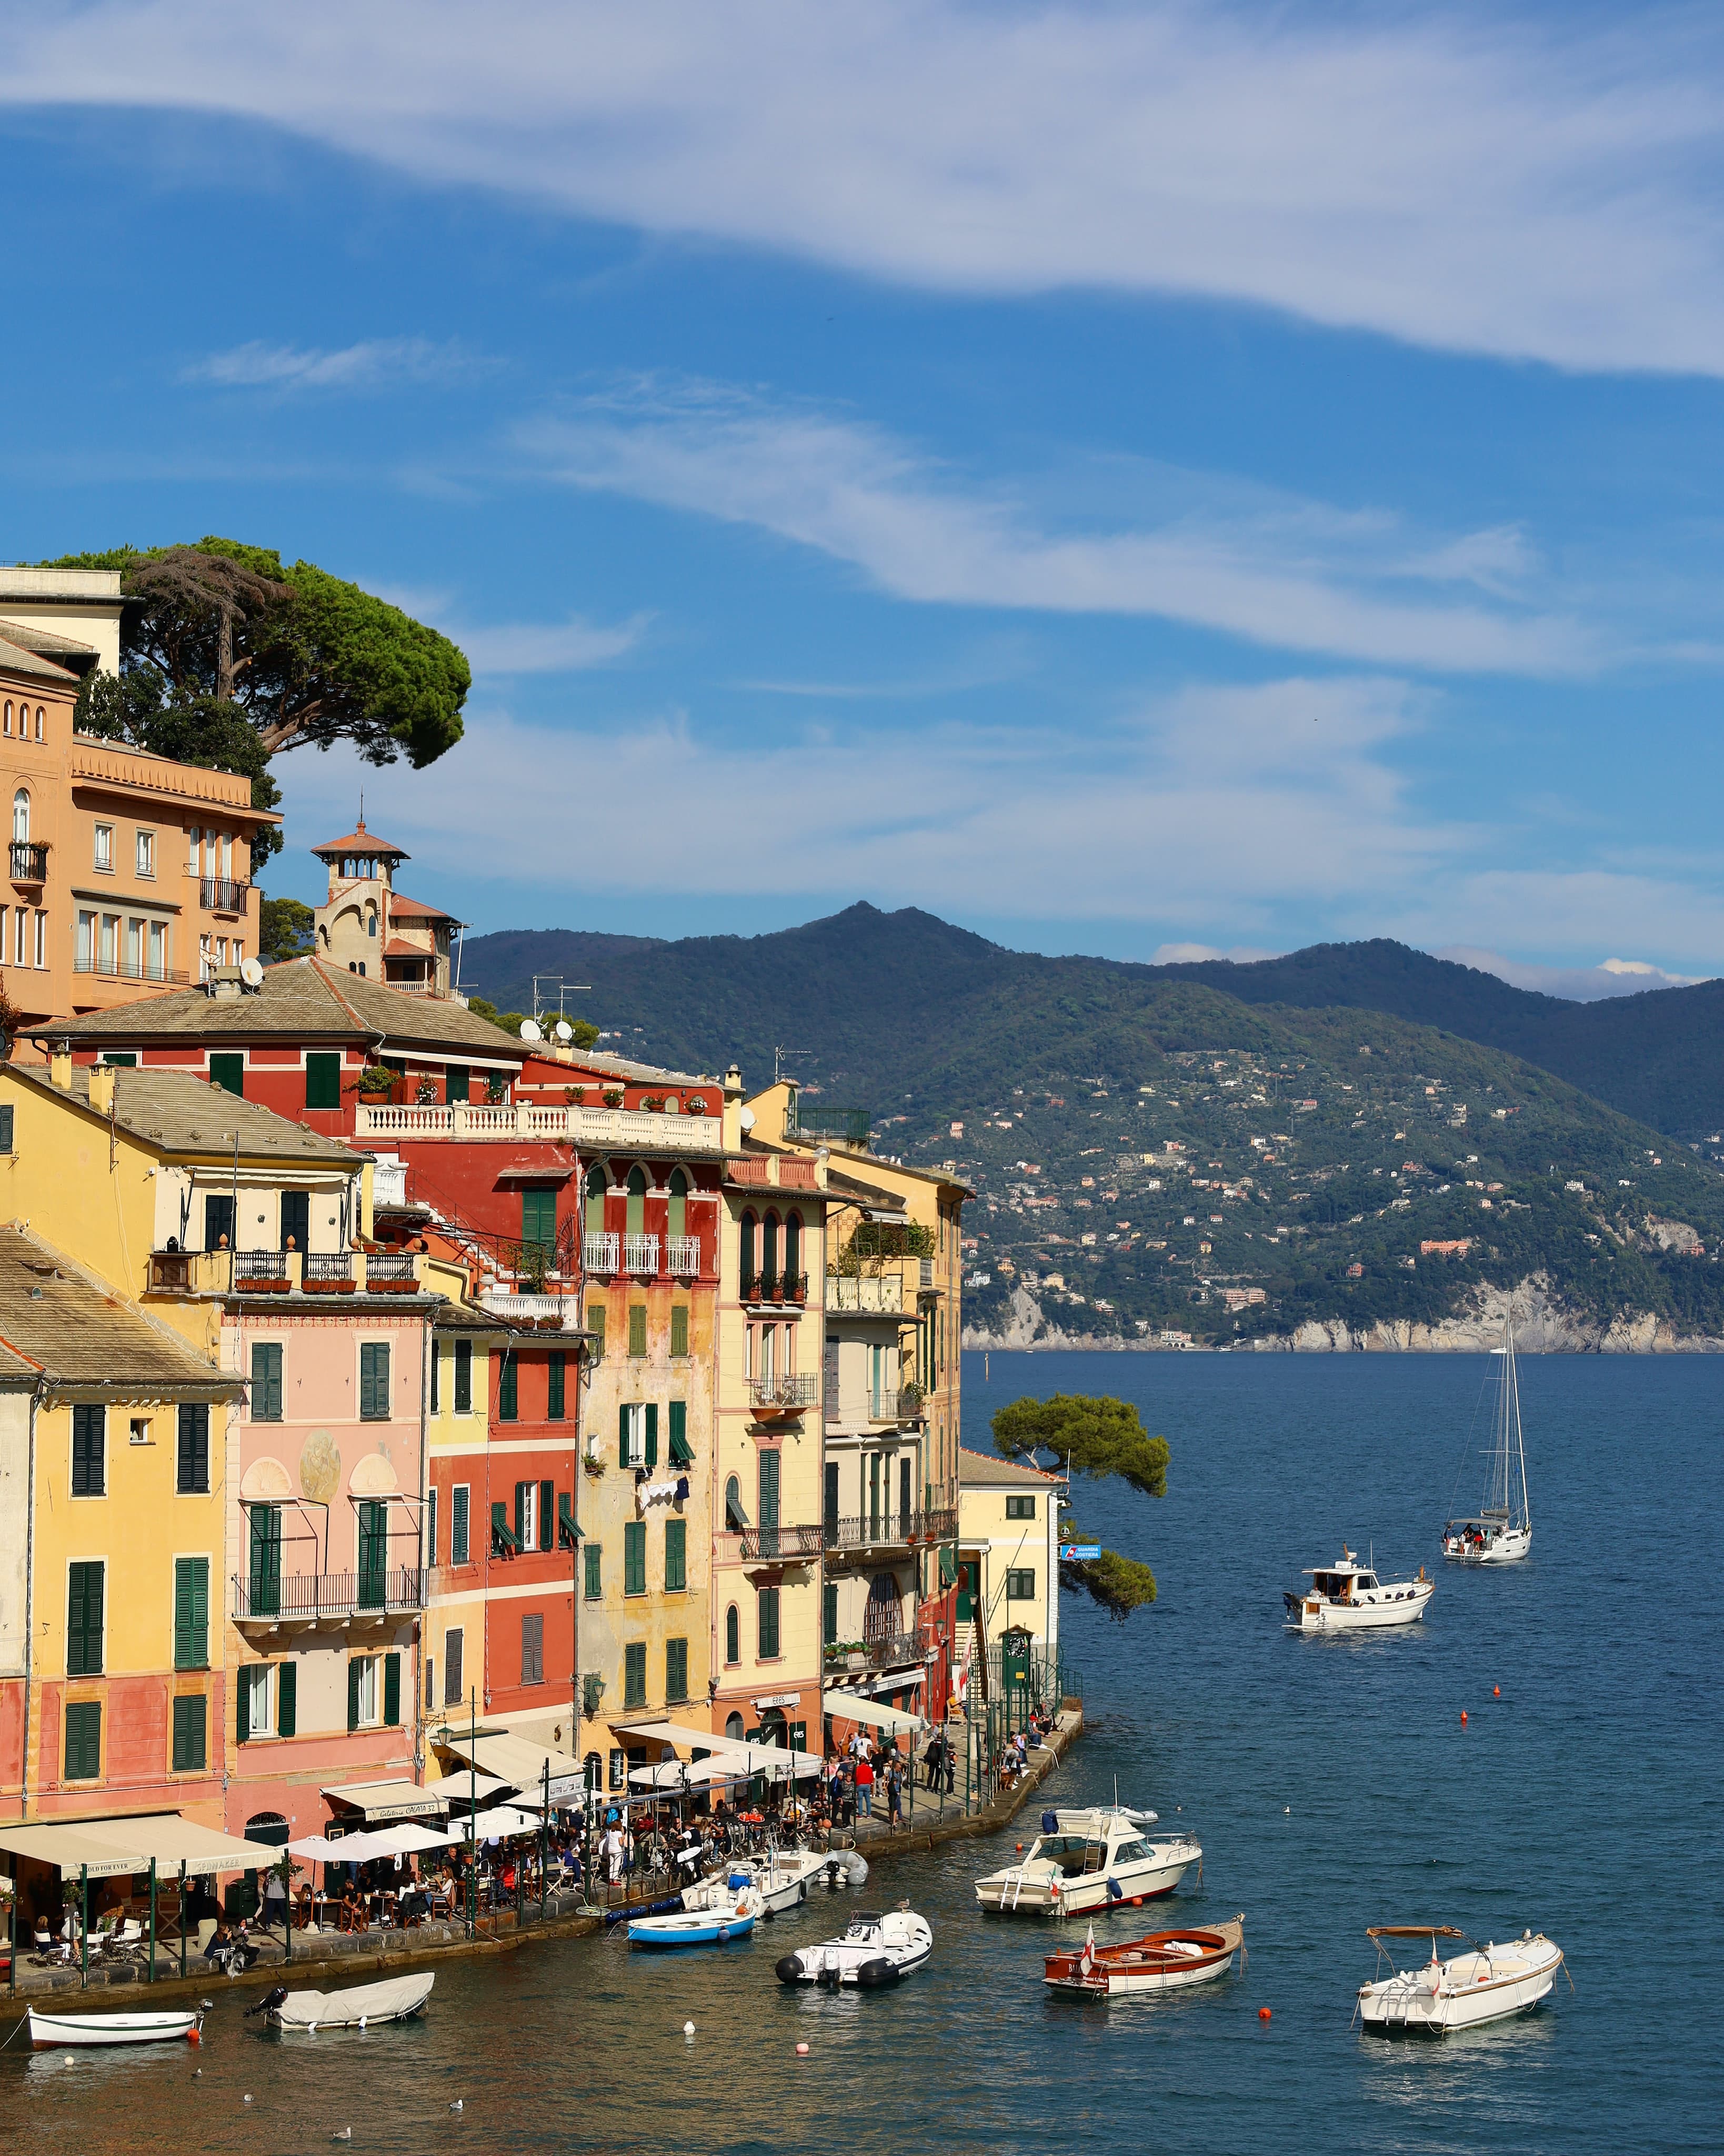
left=990, top=1393, right=1168, bottom=1621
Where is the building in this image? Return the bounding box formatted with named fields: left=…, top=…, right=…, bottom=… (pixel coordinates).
left=955, top=1447, right=1063, bottom=1672
left=309, top=819, right=465, bottom=999
left=0, top=565, right=128, bottom=677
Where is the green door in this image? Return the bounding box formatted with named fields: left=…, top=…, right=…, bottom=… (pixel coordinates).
left=358, top=1501, right=388, bottom=1608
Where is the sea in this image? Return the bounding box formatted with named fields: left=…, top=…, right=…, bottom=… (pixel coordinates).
left=10, top=1349, right=1720, bottom=2155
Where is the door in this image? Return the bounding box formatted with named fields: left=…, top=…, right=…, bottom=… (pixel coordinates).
left=279, top=1190, right=309, bottom=1253
left=358, top=1501, right=389, bottom=1608
left=205, top=1193, right=236, bottom=1249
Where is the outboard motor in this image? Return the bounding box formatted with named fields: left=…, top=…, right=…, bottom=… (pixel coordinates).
left=244, top=1984, right=288, bottom=2019
left=824, top=1859, right=843, bottom=1890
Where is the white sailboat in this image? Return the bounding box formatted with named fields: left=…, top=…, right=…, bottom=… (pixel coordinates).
left=1442, top=1322, right=1532, bottom=1564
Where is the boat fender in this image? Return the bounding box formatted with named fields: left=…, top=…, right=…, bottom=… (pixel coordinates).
left=716, top=1926, right=730, bottom=1943
left=775, top=1955, right=804, bottom=1985
left=1042, top=1811, right=1058, bottom=1834
left=764, top=1907, right=775, bottom=1922
left=855, top=1957, right=899, bottom=1989
left=798, top=1883, right=807, bottom=1904
left=1106, top=1879, right=1124, bottom=1901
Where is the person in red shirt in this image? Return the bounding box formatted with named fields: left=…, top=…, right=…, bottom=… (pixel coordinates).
left=854, top=1754, right=875, bottom=1818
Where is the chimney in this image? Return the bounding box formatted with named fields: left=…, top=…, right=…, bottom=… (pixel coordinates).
left=49, top=1049, right=72, bottom=1091
left=721, top=1064, right=744, bottom=1152
left=87, top=1063, right=116, bottom=1116
left=208, top=969, right=243, bottom=1003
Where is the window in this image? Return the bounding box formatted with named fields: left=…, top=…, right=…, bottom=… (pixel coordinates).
left=584, top=1543, right=602, bottom=1600
left=628, top=1305, right=647, bottom=1358
left=757, top=1585, right=780, bottom=1660
left=618, top=1403, right=655, bottom=1469
left=366, top=907, right=376, bottom=938
left=1005, top=1494, right=1036, bottom=1520
left=498, top=1354, right=518, bottom=1422
left=758, top=1446, right=780, bottom=1532
left=188, top=826, right=201, bottom=875
left=94, top=823, right=113, bottom=872
left=824, top=1580, right=838, bottom=1645
left=34, top=910, right=45, bottom=970
left=71, top=1404, right=105, bottom=1496
left=586, top=1304, right=605, bottom=1356
left=451, top=1485, right=470, bottom=1565
left=665, top=1518, right=686, bottom=1592
left=521, top=1186, right=556, bottom=1250
left=239, top=1663, right=275, bottom=1742
left=64, top=1702, right=101, bottom=1782
left=248, top=1504, right=282, bottom=1616
left=444, top=1626, right=464, bottom=1708
left=623, top=1641, right=647, bottom=1707
left=724, top=1474, right=746, bottom=1530
left=1006, top=1568, right=1036, bottom=1600
left=13, top=908, right=24, bottom=968
left=358, top=1501, right=388, bottom=1606
left=137, top=830, right=155, bottom=877
left=359, top=1342, right=390, bottom=1419
left=171, top=1693, right=206, bottom=1772
left=305, top=1053, right=341, bottom=1111
left=724, top=1710, right=744, bottom=1741
left=204, top=1193, right=235, bottom=1249
left=279, top=1191, right=309, bottom=1253
left=430, top=1344, right=441, bottom=1414
left=667, top=1168, right=688, bottom=1239
left=454, top=1338, right=472, bottom=1413
left=666, top=1638, right=688, bottom=1703
left=445, top=1065, right=469, bottom=1105
left=625, top=1165, right=647, bottom=1238
left=514, top=1480, right=538, bottom=1552
left=521, top=1611, right=544, bottom=1685
left=584, top=1163, right=606, bottom=1231
left=740, top=1209, right=757, bottom=1288
left=76, top=908, right=94, bottom=971
left=33, top=705, right=42, bottom=743
left=348, top=1653, right=379, bottom=1731
left=176, top=1402, right=211, bottom=1491
left=220, top=833, right=232, bottom=879
left=763, top=1211, right=780, bottom=1282
left=670, top=1305, right=689, bottom=1358
left=425, top=1486, right=438, bottom=1566
left=785, top=1211, right=801, bottom=1282
left=667, top=1400, right=693, bottom=1465
left=424, top=1658, right=436, bottom=1711
left=173, top=1557, right=209, bottom=1670
left=624, top=1520, right=646, bottom=1596
left=547, top=1350, right=565, bottom=1420
left=209, top=1052, right=244, bottom=1099
left=67, top=1561, right=104, bottom=1676
left=724, top=1604, right=740, bottom=1665
left=129, top=1417, right=151, bottom=1446
left=540, top=1478, right=555, bottom=1554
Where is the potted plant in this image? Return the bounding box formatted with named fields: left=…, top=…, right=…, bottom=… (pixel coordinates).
left=415, top=1077, right=438, bottom=1105
left=353, top=1063, right=397, bottom=1101
left=602, top=1090, right=624, bottom=1109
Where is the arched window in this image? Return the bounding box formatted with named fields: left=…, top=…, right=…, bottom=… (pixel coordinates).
left=33, top=706, right=43, bottom=742
left=724, top=1606, right=739, bottom=1666
left=367, top=912, right=377, bottom=937
left=2, top=702, right=10, bottom=735
left=625, top=1164, right=647, bottom=1239
left=244, top=1811, right=291, bottom=1848
left=784, top=1211, right=801, bottom=1288
left=763, top=1210, right=780, bottom=1285
left=12, top=791, right=27, bottom=844
left=724, top=1474, right=745, bottom=1529
left=759, top=1706, right=787, bottom=1748
left=667, top=1167, right=688, bottom=1240
left=584, top=1163, right=607, bottom=1231
left=739, top=1209, right=757, bottom=1290
left=724, top=1709, right=744, bottom=1739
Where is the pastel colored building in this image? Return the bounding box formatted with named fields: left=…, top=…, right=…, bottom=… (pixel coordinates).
left=956, top=1448, right=1063, bottom=1661
left=308, top=819, right=464, bottom=999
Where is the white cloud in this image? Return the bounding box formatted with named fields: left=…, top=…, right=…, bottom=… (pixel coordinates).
left=453, top=613, right=648, bottom=675
left=524, top=387, right=1590, bottom=674
left=184, top=336, right=486, bottom=391
left=14, top=4, right=1724, bottom=375
left=1150, top=942, right=1282, bottom=966
left=1436, top=939, right=1718, bottom=1000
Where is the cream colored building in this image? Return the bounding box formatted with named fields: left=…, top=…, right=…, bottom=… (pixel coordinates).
left=310, top=821, right=464, bottom=999
left=956, top=1448, right=1062, bottom=1659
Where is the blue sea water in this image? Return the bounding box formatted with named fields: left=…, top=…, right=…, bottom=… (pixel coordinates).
left=11, top=1351, right=1721, bottom=2154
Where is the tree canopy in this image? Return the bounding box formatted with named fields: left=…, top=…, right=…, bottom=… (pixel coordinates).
left=1060, top=1550, right=1158, bottom=1621
left=990, top=1393, right=1169, bottom=1498
left=47, top=539, right=468, bottom=769
left=258, top=897, right=317, bottom=963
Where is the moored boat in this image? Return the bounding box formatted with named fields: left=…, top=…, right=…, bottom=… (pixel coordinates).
left=1357, top=1925, right=1563, bottom=2035
left=630, top=1885, right=760, bottom=1947
left=260, top=1971, right=434, bottom=2031
left=775, top=1907, right=931, bottom=1986
left=1284, top=1549, right=1432, bottom=1632
left=1442, top=1322, right=1533, bottom=1564
left=975, top=1806, right=1200, bottom=1916
left=25, top=2006, right=203, bottom=2050
left=1044, top=1914, right=1244, bottom=1998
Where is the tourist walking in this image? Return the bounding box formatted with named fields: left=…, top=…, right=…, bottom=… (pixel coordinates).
left=855, top=1753, right=875, bottom=1818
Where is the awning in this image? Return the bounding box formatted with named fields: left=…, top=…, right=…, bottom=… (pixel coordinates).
left=437, top=1732, right=586, bottom=1804
left=289, top=1822, right=447, bottom=1864
left=610, top=1718, right=824, bottom=1781
left=831, top=1664, right=926, bottom=1701
left=444, top=1805, right=545, bottom=1843
left=0, top=1812, right=285, bottom=1879
left=628, top=1759, right=747, bottom=1791
left=493, top=1167, right=574, bottom=1184
left=322, top=1778, right=449, bottom=1823
left=433, top=1772, right=514, bottom=1808
left=823, top=1691, right=929, bottom=1736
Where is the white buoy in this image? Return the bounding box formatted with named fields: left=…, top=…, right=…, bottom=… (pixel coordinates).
left=1285, top=1806, right=1291, bottom=1814
left=683, top=2021, right=695, bottom=2037
left=796, top=2042, right=810, bottom=2057
left=449, top=2100, right=464, bottom=2112
left=243, top=2095, right=253, bottom=2105
left=358, top=2017, right=367, bottom=2032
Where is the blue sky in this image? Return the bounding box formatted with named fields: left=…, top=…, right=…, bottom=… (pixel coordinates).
left=8, top=1, right=1724, bottom=994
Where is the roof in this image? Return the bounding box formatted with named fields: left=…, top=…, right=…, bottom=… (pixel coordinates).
left=429, top=1297, right=506, bottom=1336
left=388, top=891, right=463, bottom=924
left=0, top=1224, right=240, bottom=1394
left=958, top=1445, right=1061, bottom=1489
left=8, top=1063, right=360, bottom=1166
left=49, top=955, right=528, bottom=1060
left=313, top=820, right=408, bottom=860
left=0, top=618, right=99, bottom=660
left=382, top=938, right=434, bottom=959
left=0, top=635, right=78, bottom=686
left=516, top=1046, right=717, bottom=1088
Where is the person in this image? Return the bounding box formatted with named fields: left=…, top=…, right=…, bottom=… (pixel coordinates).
left=923, top=1734, right=943, bottom=1790
left=602, top=1823, right=625, bottom=1884
left=294, top=1878, right=314, bottom=1931
left=263, top=1863, right=288, bottom=1933
left=887, top=1762, right=903, bottom=1825
left=854, top=1752, right=874, bottom=1819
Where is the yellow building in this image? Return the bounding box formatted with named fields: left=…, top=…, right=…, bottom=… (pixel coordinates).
left=955, top=1447, right=1063, bottom=1655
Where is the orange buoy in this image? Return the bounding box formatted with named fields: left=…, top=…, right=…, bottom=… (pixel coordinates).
left=1258, top=2007, right=1271, bottom=2021
left=1493, top=1685, right=1500, bottom=1698
left=795, top=2043, right=810, bottom=2057
left=1016, top=1843, right=1024, bottom=1853
left=1460, top=1710, right=1468, bottom=1723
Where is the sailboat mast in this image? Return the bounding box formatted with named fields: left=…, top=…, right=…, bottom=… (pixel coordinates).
left=1509, top=1325, right=1529, bottom=1529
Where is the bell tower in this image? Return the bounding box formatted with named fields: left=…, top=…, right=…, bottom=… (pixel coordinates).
left=310, top=818, right=408, bottom=981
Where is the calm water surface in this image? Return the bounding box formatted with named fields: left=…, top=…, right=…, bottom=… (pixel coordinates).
left=13, top=1351, right=1721, bottom=2154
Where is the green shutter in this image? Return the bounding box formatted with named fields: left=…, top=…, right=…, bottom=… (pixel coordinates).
left=209, top=1053, right=244, bottom=1098
left=172, top=1694, right=206, bottom=1772
left=173, top=1556, right=208, bottom=1671
left=514, top=1481, right=529, bottom=1548
left=72, top=1403, right=105, bottom=1496
left=584, top=1543, right=601, bottom=1600
left=558, top=1490, right=579, bottom=1549
left=305, top=1052, right=340, bottom=1111
left=67, top=1561, right=104, bottom=1678
left=624, top=1641, right=646, bottom=1708
left=452, top=1485, right=469, bottom=1563
left=347, top=1657, right=362, bottom=1733
left=665, top=1518, right=686, bottom=1593
left=522, top=1187, right=556, bottom=1248
left=249, top=1504, right=282, bottom=1616
left=644, top=1403, right=658, bottom=1469
left=539, top=1480, right=555, bottom=1551
left=586, top=1304, right=606, bottom=1357
left=666, top=1638, right=688, bottom=1703
left=618, top=1405, right=630, bottom=1467
left=547, top=1351, right=566, bottom=1420
left=445, top=1065, right=469, bottom=1105
left=758, top=1586, right=779, bottom=1659
left=236, top=1669, right=252, bottom=1747
left=670, top=1305, right=688, bottom=1358
left=498, top=1355, right=518, bottom=1421
left=251, top=1343, right=283, bottom=1421
left=624, top=1521, right=646, bottom=1596
left=277, top=1659, right=296, bottom=1738
left=359, top=1342, right=390, bottom=1420
left=383, top=1651, right=401, bottom=1728
left=64, top=1701, right=101, bottom=1782
left=628, top=1305, right=646, bottom=1358
left=668, top=1400, right=692, bottom=1465
left=759, top=1446, right=780, bottom=1530
left=824, top=1581, right=838, bottom=1645
left=358, top=1501, right=387, bottom=1606
left=454, top=1338, right=472, bottom=1412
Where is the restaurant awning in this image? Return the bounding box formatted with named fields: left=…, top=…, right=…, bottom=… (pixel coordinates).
left=444, top=1805, right=544, bottom=1843
left=610, top=1718, right=824, bottom=1780
left=432, top=1772, right=513, bottom=1808
left=321, top=1778, right=449, bottom=1823
left=290, top=1821, right=449, bottom=1863
left=437, top=1733, right=585, bottom=1803
left=0, top=1812, right=286, bottom=1879
left=628, top=1759, right=747, bottom=1791
left=823, top=1691, right=929, bottom=1736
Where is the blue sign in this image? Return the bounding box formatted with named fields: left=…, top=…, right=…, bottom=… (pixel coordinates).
left=1062, top=1544, right=1102, bottom=1560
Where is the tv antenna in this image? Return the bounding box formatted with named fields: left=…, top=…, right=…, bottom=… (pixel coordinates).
left=533, top=976, right=592, bottom=1023
left=774, top=1045, right=809, bottom=1085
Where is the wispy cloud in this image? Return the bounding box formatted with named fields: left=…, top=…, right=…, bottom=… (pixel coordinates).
left=12, top=3, right=1724, bottom=375
left=524, top=385, right=1591, bottom=675
left=454, top=613, right=648, bottom=675
left=184, top=336, right=488, bottom=391
left=1438, top=946, right=1712, bottom=1000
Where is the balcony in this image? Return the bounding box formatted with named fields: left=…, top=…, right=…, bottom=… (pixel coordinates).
left=8, top=841, right=46, bottom=883
left=666, top=1234, right=700, bottom=1275
left=584, top=1230, right=620, bottom=1275
left=824, top=1507, right=958, bottom=1553
left=738, top=1522, right=825, bottom=1561
left=871, top=1385, right=925, bottom=1423
left=826, top=1273, right=904, bottom=1314
left=232, top=1567, right=426, bottom=1623
left=741, top=1272, right=808, bottom=1307
left=351, top=1101, right=723, bottom=1152
left=623, top=1232, right=659, bottom=1274
left=363, top=1250, right=419, bottom=1292
left=75, top=954, right=190, bottom=986
left=824, top=1633, right=923, bottom=1673
left=748, top=1373, right=818, bottom=1414
left=478, top=1291, right=586, bottom=1330
left=232, top=1249, right=289, bottom=1293
left=302, top=1252, right=356, bottom=1292
left=785, top=1104, right=871, bottom=1147
left=371, top=1161, right=409, bottom=1209
left=200, top=877, right=250, bottom=914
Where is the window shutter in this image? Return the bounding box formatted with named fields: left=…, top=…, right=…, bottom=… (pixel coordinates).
left=176, top=1402, right=208, bottom=1492
left=521, top=1612, right=544, bottom=1685
left=454, top=1337, right=472, bottom=1412
left=628, top=1304, right=646, bottom=1357
left=670, top=1306, right=688, bottom=1359
left=666, top=1637, right=688, bottom=1703
left=236, top=1670, right=252, bottom=1746
left=547, top=1352, right=565, bottom=1420
left=173, top=1557, right=208, bottom=1670
left=586, top=1304, right=605, bottom=1357
left=498, top=1355, right=517, bottom=1422
left=668, top=1400, right=691, bottom=1465
left=618, top=1404, right=630, bottom=1467
left=539, top=1480, right=555, bottom=1551
left=0, top=1104, right=13, bottom=1153
left=359, top=1342, right=390, bottom=1420
left=73, top=1404, right=106, bottom=1496
left=250, top=1344, right=283, bottom=1423
left=444, top=1628, right=464, bottom=1708
left=173, top=1694, right=206, bottom=1773
left=514, top=1481, right=528, bottom=1549
left=383, top=1651, right=402, bottom=1728
left=584, top=1543, right=600, bottom=1599
left=305, top=1052, right=340, bottom=1111
left=665, top=1518, right=686, bottom=1593
left=67, top=1561, right=103, bottom=1678
left=558, top=1490, right=577, bottom=1550
left=624, top=1521, right=645, bottom=1595
left=824, top=1581, right=838, bottom=1645
left=209, top=1052, right=244, bottom=1098
left=645, top=1403, right=658, bottom=1469
left=346, top=1656, right=362, bottom=1732
left=277, top=1660, right=297, bottom=1739
left=492, top=1500, right=510, bottom=1553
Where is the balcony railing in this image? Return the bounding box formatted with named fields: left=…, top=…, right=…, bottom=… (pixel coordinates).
left=739, top=1522, right=825, bottom=1560
left=824, top=1633, right=922, bottom=1672
left=201, top=877, right=249, bottom=914
left=232, top=1249, right=289, bottom=1291
left=478, top=1291, right=586, bottom=1330
left=75, top=954, right=189, bottom=985
left=352, top=1102, right=723, bottom=1152
left=623, top=1233, right=659, bottom=1274
left=303, top=1252, right=356, bottom=1287
left=786, top=1105, right=871, bottom=1147
left=151, top=1248, right=421, bottom=1297
left=363, top=1250, right=418, bottom=1290
left=742, top=1272, right=808, bottom=1306
left=8, top=842, right=46, bottom=882
left=824, top=1508, right=958, bottom=1552
left=584, top=1231, right=620, bottom=1274
left=232, top=1567, right=425, bottom=1621
left=666, top=1235, right=701, bottom=1275
left=749, top=1374, right=818, bottom=1412
left=871, top=1386, right=925, bottom=1423
left=826, top=1273, right=904, bottom=1313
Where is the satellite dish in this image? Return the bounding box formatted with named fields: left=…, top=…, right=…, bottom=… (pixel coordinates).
left=518, top=1019, right=544, bottom=1043
left=739, top=1107, right=755, bottom=1131
left=554, top=1020, right=573, bottom=1044
left=239, top=956, right=265, bottom=988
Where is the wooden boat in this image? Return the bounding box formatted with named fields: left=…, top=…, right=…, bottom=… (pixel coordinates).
left=263, top=1971, right=434, bottom=2031
left=26, top=2005, right=203, bottom=2049
left=1357, top=1926, right=1563, bottom=2035
left=1044, top=1915, right=1244, bottom=1998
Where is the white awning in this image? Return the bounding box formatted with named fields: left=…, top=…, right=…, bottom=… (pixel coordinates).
left=432, top=1772, right=513, bottom=1808
left=628, top=1760, right=747, bottom=1790
left=443, top=1805, right=544, bottom=1843
left=436, top=1733, right=585, bottom=1803
left=0, top=1812, right=285, bottom=1879
left=823, top=1692, right=929, bottom=1736
left=321, top=1778, right=449, bottom=1822
left=610, top=1717, right=824, bottom=1781
left=293, top=1821, right=449, bottom=1863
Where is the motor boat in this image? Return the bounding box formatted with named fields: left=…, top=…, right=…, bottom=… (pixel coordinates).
left=25, top=2006, right=203, bottom=2049
left=254, top=1972, right=434, bottom=2032
left=974, top=1806, right=1200, bottom=1917
left=629, top=1884, right=760, bottom=1947
left=1443, top=1322, right=1533, bottom=1564
left=774, top=1907, right=932, bottom=1987
left=1044, top=1915, right=1244, bottom=1999
left=1357, top=1926, right=1563, bottom=2035
left=1284, top=1549, right=1433, bottom=1632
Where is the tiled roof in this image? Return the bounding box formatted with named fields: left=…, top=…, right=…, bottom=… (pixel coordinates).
left=0, top=636, right=79, bottom=686
left=958, top=1445, right=1061, bottom=1489
left=8, top=1064, right=361, bottom=1165
left=313, top=821, right=407, bottom=859
left=0, top=1225, right=239, bottom=1394
left=516, top=1047, right=718, bottom=1087
left=388, top=891, right=462, bottom=924
left=0, top=618, right=98, bottom=659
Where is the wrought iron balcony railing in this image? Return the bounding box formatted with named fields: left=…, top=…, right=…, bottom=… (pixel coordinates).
left=748, top=1373, right=818, bottom=1411
left=823, top=1508, right=958, bottom=1551
left=8, top=842, right=46, bottom=882
left=623, top=1233, right=659, bottom=1274
left=739, top=1522, right=825, bottom=1560
left=232, top=1567, right=425, bottom=1621
left=666, top=1235, right=701, bottom=1274
left=584, top=1231, right=620, bottom=1274
left=201, top=876, right=250, bottom=913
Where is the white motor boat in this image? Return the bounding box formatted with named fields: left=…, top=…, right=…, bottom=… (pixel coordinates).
left=974, top=1806, right=1200, bottom=1917
left=259, top=1971, right=434, bottom=2031
left=774, top=1907, right=932, bottom=1987
left=685, top=1848, right=837, bottom=1918
left=25, top=2005, right=203, bottom=2049
left=1443, top=1322, right=1533, bottom=1564
left=1284, top=1549, right=1433, bottom=1632
left=1357, top=1926, right=1563, bottom=2035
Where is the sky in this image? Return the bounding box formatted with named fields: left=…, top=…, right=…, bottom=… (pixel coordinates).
left=7, top=1, right=1724, bottom=997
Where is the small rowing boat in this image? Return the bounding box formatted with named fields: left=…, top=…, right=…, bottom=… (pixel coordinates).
left=25, top=2006, right=203, bottom=2050
left=630, top=1885, right=760, bottom=1947
left=1044, top=1915, right=1244, bottom=1999
left=1357, top=1926, right=1563, bottom=2035
left=258, top=1971, right=434, bottom=2031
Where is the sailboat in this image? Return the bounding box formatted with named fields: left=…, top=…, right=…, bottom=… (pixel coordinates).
left=1441, top=1322, right=1532, bottom=1564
